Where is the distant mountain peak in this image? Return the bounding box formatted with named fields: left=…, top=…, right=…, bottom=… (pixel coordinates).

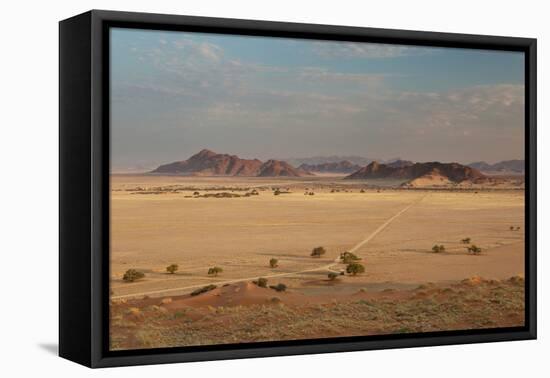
left=297, top=160, right=361, bottom=174
left=150, top=150, right=311, bottom=177
left=468, top=160, right=524, bottom=174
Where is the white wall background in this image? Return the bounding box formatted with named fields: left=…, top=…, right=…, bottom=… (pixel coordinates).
left=0, top=0, right=546, bottom=376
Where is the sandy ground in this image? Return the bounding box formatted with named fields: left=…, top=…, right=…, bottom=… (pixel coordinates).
left=110, top=175, right=524, bottom=298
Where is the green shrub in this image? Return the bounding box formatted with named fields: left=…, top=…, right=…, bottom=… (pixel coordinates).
left=123, top=269, right=145, bottom=282
left=254, top=277, right=268, bottom=288
left=328, top=272, right=338, bottom=281
left=269, top=283, right=287, bottom=292
left=311, top=246, right=326, bottom=257
left=346, top=263, right=365, bottom=276
left=190, top=284, right=217, bottom=296
left=207, top=267, right=223, bottom=276
left=166, top=264, right=178, bottom=274
left=269, top=258, right=278, bottom=268
left=340, top=251, right=360, bottom=263
left=432, top=244, right=445, bottom=253
left=461, top=238, right=471, bottom=244
left=467, top=245, right=482, bottom=255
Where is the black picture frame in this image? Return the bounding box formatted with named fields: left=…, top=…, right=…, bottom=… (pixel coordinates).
left=59, top=9, right=537, bottom=368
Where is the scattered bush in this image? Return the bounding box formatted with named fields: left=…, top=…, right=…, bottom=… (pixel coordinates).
left=328, top=272, right=338, bottom=281
left=346, top=263, right=365, bottom=276
left=467, top=245, right=482, bottom=255
left=207, top=267, right=223, bottom=276
left=193, top=191, right=200, bottom=196
left=253, top=277, right=268, bottom=288
left=123, top=269, right=145, bottom=282
left=340, top=251, right=360, bottom=263
left=461, top=238, right=471, bottom=244
left=360, top=189, right=365, bottom=193
left=166, top=264, right=178, bottom=274
left=190, top=284, right=217, bottom=296
left=274, top=189, right=291, bottom=196
left=269, top=283, right=287, bottom=292
left=269, top=258, right=279, bottom=268
left=432, top=244, right=446, bottom=253
left=311, top=246, right=326, bottom=258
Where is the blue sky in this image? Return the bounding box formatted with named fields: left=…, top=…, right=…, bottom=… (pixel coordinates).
left=110, top=28, right=525, bottom=170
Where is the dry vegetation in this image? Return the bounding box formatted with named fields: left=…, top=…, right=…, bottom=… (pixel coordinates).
left=110, top=276, right=524, bottom=350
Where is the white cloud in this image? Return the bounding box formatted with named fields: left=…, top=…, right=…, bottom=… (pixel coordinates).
left=312, top=41, right=436, bottom=59
left=112, top=33, right=524, bottom=163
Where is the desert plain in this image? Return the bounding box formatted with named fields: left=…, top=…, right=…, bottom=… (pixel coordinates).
left=109, top=175, right=525, bottom=350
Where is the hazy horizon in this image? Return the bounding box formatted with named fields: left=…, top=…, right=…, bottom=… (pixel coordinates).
left=111, top=28, right=525, bottom=170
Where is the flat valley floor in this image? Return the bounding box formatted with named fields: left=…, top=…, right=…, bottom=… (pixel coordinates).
left=109, top=175, right=525, bottom=350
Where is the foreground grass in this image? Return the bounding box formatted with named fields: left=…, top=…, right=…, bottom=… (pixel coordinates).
left=110, top=276, right=524, bottom=350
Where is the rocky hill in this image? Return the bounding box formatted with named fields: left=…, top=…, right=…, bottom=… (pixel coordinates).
left=345, top=161, right=486, bottom=186
left=258, top=160, right=313, bottom=177
left=150, top=149, right=312, bottom=177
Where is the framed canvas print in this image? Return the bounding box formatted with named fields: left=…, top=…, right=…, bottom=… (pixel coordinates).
left=59, top=10, right=536, bottom=368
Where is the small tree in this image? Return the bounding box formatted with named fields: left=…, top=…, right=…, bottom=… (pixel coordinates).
left=311, top=246, right=326, bottom=258
left=207, top=267, right=223, bottom=276
left=432, top=244, right=445, bottom=253
left=340, top=251, right=360, bottom=263
left=254, top=277, right=268, bottom=288
left=166, top=264, right=178, bottom=274
left=123, top=269, right=145, bottom=282
left=346, top=263, right=365, bottom=276
left=510, top=226, right=514, bottom=231
left=328, top=272, right=338, bottom=281
left=269, top=258, right=279, bottom=268
left=193, top=191, right=200, bottom=196
left=461, top=238, right=471, bottom=244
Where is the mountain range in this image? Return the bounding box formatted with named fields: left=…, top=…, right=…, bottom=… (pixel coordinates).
left=468, top=160, right=524, bottom=174
left=345, top=161, right=486, bottom=186
left=149, top=149, right=521, bottom=185
left=150, top=149, right=313, bottom=177
left=286, top=155, right=376, bottom=167
left=297, top=160, right=362, bottom=174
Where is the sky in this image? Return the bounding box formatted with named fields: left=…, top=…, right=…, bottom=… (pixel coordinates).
left=110, top=27, right=525, bottom=170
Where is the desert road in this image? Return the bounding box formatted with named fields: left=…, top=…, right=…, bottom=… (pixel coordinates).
left=111, top=194, right=426, bottom=300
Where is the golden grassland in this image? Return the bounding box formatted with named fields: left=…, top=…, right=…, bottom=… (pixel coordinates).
left=109, top=174, right=525, bottom=350
left=110, top=175, right=524, bottom=298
